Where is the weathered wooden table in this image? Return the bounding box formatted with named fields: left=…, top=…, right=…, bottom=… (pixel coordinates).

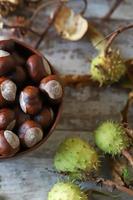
left=0, top=0, right=133, bottom=199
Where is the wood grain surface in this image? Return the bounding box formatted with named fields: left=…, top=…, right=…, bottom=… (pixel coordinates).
left=0, top=0, right=133, bottom=199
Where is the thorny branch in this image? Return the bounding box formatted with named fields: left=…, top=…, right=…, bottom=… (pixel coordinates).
left=102, top=0, right=124, bottom=21
left=34, top=1, right=63, bottom=48
left=105, top=24, right=133, bottom=55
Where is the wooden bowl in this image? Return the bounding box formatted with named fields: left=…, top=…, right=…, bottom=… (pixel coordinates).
left=0, top=38, right=63, bottom=159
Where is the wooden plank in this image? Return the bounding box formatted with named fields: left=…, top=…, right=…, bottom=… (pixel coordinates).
left=39, top=20, right=133, bottom=75
left=58, top=86, right=128, bottom=130
left=0, top=1, right=133, bottom=199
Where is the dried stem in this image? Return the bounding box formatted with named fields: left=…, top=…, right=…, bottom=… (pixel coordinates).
left=3, top=23, right=41, bottom=37
left=121, top=99, right=130, bottom=126
left=80, top=178, right=133, bottom=196
left=105, top=24, right=133, bottom=55
left=80, top=0, right=88, bottom=15
left=60, top=74, right=98, bottom=87
left=122, top=149, right=133, bottom=168
left=29, top=0, right=59, bottom=25
left=102, top=0, right=124, bottom=21
left=96, top=178, right=133, bottom=196
left=125, top=128, right=133, bottom=140
left=35, top=1, right=63, bottom=49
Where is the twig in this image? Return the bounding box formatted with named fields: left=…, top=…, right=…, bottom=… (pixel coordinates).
left=105, top=24, right=133, bottom=55
left=3, top=23, right=41, bottom=37
left=34, top=1, right=63, bottom=49
left=80, top=0, right=88, bottom=15
left=122, top=149, right=133, bottom=168
left=29, top=0, right=58, bottom=25
left=96, top=178, right=133, bottom=196
left=121, top=99, right=130, bottom=126
left=102, top=0, right=124, bottom=21
left=125, top=128, right=133, bottom=140
left=80, top=178, right=133, bottom=196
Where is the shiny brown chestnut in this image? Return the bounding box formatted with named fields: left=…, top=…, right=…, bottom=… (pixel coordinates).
left=39, top=75, right=63, bottom=103
left=0, top=39, right=15, bottom=52
left=0, top=77, right=17, bottom=107
left=19, top=86, right=42, bottom=115
left=26, top=54, right=51, bottom=82
left=13, top=53, right=26, bottom=66
left=0, top=130, right=20, bottom=156
left=34, top=107, right=54, bottom=129
left=8, top=66, right=27, bottom=86
left=0, top=50, right=15, bottom=76
left=14, top=106, right=30, bottom=127
left=18, top=120, right=43, bottom=148
left=0, top=108, right=16, bottom=130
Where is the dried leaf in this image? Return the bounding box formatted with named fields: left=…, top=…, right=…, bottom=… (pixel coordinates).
left=0, top=0, right=21, bottom=16
left=54, top=6, right=88, bottom=41
left=87, top=22, right=107, bottom=51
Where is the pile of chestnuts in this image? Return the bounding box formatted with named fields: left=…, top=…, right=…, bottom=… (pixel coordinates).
left=0, top=38, right=63, bottom=158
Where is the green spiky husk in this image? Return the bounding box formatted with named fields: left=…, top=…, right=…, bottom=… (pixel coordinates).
left=90, top=50, right=126, bottom=85
left=48, top=182, right=88, bottom=200
left=95, top=121, right=128, bottom=155
left=54, top=137, right=99, bottom=178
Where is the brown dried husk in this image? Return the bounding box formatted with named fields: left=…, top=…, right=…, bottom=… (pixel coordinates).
left=0, top=0, right=21, bottom=16
left=54, top=6, right=88, bottom=41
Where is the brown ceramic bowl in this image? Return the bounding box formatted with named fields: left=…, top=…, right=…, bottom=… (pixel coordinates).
left=0, top=38, right=63, bottom=159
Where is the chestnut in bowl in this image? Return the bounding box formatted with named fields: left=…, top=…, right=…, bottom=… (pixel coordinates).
left=0, top=38, right=63, bottom=159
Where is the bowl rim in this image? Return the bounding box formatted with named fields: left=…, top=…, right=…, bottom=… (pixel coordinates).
left=0, top=38, right=64, bottom=160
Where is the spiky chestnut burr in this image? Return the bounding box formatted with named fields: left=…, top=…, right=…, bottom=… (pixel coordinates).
left=54, top=137, right=99, bottom=178
left=90, top=24, right=133, bottom=85
left=48, top=182, right=88, bottom=200
left=95, top=121, right=128, bottom=155
left=95, top=121, right=133, bottom=167
left=90, top=50, right=126, bottom=85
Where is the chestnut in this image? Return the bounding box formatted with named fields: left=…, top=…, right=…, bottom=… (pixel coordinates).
left=0, top=108, right=16, bottom=130
left=0, top=130, right=20, bottom=156
left=7, top=66, right=27, bottom=86
left=0, top=50, right=15, bottom=75
left=0, top=39, right=15, bottom=52
left=39, top=75, right=63, bottom=103
left=18, top=120, right=43, bottom=148
left=26, top=54, right=51, bottom=82
left=13, top=53, right=26, bottom=66
left=19, top=86, right=42, bottom=115
left=14, top=106, right=30, bottom=127
left=34, top=107, right=54, bottom=129
left=0, top=77, right=17, bottom=106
